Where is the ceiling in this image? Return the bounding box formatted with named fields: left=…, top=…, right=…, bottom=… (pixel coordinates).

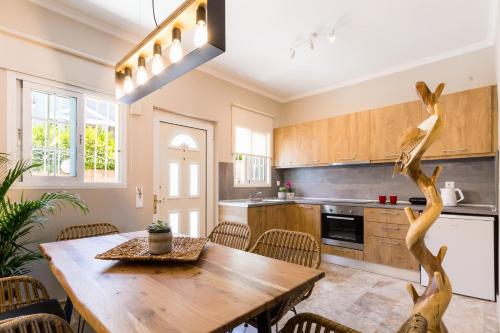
left=42, top=0, right=496, bottom=102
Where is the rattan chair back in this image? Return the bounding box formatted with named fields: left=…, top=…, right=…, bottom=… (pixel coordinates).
left=56, top=223, right=119, bottom=241
left=208, top=221, right=251, bottom=251
left=0, top=276, right=50, bottom=313
left=280, top=312, right=361, bottom=333
left=0, top=313, right=73, bottom=333
left=250, top=229, right=320, bottom=268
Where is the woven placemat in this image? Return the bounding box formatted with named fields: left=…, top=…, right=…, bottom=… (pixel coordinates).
left=95, top=236, right=208, bottom=262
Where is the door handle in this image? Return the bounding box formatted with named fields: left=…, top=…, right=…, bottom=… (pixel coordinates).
left=153, top=194, right=165, bottom=214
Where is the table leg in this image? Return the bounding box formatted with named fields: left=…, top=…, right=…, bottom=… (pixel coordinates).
left=256, top=309, right=271, bottom=333
left=64, top=296, right=73, bottom=322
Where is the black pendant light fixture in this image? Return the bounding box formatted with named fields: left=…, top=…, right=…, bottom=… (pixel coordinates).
left=115, top=0, right=225, bottom=104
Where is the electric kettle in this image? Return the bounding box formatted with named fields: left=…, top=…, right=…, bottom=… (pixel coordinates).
left=440, top=181, right=464, bottom=207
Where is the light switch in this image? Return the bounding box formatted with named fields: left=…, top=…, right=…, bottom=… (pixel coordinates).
left=136, top=186, right=144, bottom=208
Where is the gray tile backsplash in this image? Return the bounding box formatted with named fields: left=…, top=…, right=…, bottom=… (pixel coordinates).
left=218, top=162, right=280, bottom=200
left=280, top=157, right=497, bottom=205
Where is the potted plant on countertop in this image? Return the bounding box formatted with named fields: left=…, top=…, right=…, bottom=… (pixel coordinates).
left=278, top=186, right=287, bottom=200
left=285, top=180, right=295, bottom=200
left=148, top=219, right=173, bottom=255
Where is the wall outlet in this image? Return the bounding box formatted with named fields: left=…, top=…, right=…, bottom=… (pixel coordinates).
left=136, top=186, right=144, bottom=208
left=276, top=180, right=281, bottom=187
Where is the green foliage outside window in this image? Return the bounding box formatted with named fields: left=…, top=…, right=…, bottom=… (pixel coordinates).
left=32, top=124, right=116, bottom=170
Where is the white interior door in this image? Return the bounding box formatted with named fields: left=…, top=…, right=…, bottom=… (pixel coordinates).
left=158, top=122, right=207, bottom=237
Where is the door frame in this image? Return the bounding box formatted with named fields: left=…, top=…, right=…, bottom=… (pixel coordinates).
left=153, top=108, right=215, bottom=236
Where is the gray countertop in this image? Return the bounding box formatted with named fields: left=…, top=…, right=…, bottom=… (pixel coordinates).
left=218, top=197, right=498, bottom=216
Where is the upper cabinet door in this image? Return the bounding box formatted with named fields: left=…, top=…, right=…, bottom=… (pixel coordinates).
left=424, top=86, right=493, bottom=158
left=297, top=120, right=328, bottom=165
left=369, top=101, right=422, bottom=162
left=274, top=125, right=297, bottom=167
left=328, top=111, right=370, bottom=163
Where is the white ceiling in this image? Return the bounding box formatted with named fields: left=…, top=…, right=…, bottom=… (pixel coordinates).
left=42, top=0, right=496, bottom=102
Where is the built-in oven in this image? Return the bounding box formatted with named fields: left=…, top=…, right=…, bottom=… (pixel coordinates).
left=321, top=205, right=364, bottom=250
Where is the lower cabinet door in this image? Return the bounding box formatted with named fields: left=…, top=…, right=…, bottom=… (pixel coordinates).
left=364, top=235, right=418, bottom=271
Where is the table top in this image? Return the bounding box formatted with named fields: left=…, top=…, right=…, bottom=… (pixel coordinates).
left=40, top=231, right=325, bottom=333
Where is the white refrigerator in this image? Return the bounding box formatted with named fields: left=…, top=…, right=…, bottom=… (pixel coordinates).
left=420, top=214, right=496, bottom=301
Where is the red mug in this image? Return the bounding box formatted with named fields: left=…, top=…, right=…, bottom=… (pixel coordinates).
left=390, top=195, right=398, bottom=205
left=378, top=195, right=387, bottom=204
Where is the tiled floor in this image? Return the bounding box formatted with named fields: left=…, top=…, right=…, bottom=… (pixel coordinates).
left=76, top=262, right=498, bottom=333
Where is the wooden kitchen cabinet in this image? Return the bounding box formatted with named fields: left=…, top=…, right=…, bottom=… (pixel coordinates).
left=328, top=111, right=370, bottom=163
left=322, top=244, right=363, bottom=260
left=369, top=101, right=422, bottom=162
left=274, top=121, right=327, bottom=167
left=424, top=86, right=494, bottom=158
left=364, top=208, right=419, bottom=271
left=285, top=204, right=321, bottom=244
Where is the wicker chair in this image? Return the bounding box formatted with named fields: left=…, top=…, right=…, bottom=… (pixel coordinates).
left=56, top=223, right=119, bottom=241
left=0, top=313, right=73, bottom=333
left=280, top=312, right=360, bottom=333
left=0, top=276, right=50, bottom=314
left=248, top=229, right=321, bottom=329
left=208, top=221, right=251, bottom=251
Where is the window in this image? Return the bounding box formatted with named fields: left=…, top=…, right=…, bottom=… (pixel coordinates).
left=20, top=81, right=125, bottom=187
left=169, top=133, right=198, bottom=150
left=189, top=210, right=199, bottom=237
left=168, top=210, right=180, bottom=234
left=189, top=163, right=200, bottom=196
left=232, top=106, right=273, bottom=187
left=168, top=161, right=180, bottom=197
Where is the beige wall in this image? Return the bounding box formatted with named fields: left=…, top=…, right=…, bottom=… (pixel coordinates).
left=282, top=47, right=496, bottom=126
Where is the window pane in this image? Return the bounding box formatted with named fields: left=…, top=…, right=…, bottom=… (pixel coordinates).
left=189, top=163, right=199, bottom=196
left=84, top=97, right=119, bottom=183
left=189, top=210, right=199, bottom=237
left=252, top=132, right=267, bottom=156
left=169, top=212, right=179, bottom=234
left=170, top=134, right=198, bottom=150
left=30, top=90, right=76, bottom=177
left=169, top=161, right=180, bottom=197
left=233, top=154, right=246, bottom=185
left=234, top=127, right=251, bottom=154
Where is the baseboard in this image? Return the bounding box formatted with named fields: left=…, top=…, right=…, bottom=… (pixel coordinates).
left=322, top=253, right=420, bottom=283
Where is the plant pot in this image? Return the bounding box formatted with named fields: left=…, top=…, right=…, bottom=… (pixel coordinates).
left=278, top=192, right=286, bottom=200
left=286, top=192, right=295, bottom=200
left=148, top=230, right=173, bottom=255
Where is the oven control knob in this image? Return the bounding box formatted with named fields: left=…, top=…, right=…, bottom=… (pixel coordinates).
left=348, top=210, right=353, bottom=214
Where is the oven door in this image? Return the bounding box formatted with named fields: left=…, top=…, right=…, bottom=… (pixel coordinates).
left=321, top=214, right=364, bottom=250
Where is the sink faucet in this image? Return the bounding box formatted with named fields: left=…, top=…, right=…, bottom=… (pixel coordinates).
left=248, top=191, right=263, bottom=201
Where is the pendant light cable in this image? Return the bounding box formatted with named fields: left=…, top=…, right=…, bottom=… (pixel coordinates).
left=152, top=0, right=159, bottom=27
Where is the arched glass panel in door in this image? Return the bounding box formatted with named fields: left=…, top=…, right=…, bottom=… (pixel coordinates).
left=169, top=133, right=199, bottom=150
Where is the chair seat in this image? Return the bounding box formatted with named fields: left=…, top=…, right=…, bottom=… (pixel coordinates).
left=0, top=299, right=66, bottom=322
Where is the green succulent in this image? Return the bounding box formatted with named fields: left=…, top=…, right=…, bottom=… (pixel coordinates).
left=148, top=219, right=171, bottom=233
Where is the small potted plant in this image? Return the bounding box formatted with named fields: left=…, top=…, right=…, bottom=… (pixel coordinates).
left=278, top=186, right=287, bottom=200
left=285, top=180, right=295, bottom=200
left=147, top=219, right=173, bottom=255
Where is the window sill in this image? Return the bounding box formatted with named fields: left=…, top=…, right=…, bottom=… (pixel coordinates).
left=11, top=182, right=127, bottom=190
left=233, top=183, right=272, bottom=188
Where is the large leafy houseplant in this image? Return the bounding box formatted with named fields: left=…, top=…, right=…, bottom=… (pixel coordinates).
left=0, top=153, right=89, bottom=277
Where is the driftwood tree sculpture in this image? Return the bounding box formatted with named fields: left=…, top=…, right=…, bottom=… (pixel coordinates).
left=394, top=82, right=452, bottom=333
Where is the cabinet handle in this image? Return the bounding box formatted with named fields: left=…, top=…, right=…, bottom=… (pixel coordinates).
left=380, top=240, right=401, bottom=246
left=340, top=154, right=356, bottom=161
left=385, top=154, right=400, bottom=158
left=379, top=211, right=401, bottom=216
left=381, top=226, right=400, bottom=231
left=299, top=205, right=314, bottom=209
left=443, top=148, right=467, bottom=153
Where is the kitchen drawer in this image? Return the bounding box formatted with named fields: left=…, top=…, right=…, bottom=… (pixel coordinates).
left=322, top=244, right=363, bottom=261
left=364, top=235, right=418, bottom=271
left=365, top=222, right=408, bottom=240
left=365, top=208, right=409, bottom=225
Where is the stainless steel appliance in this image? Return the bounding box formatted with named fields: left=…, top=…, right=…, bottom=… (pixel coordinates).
left=321, top=205, right=364, bottom=250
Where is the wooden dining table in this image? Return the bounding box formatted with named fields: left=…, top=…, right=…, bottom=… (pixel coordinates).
left=39, top=231, right=325, bottom=333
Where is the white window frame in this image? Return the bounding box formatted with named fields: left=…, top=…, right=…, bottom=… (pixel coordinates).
left=233, top=153, right=271, bottom=188
left=7, top=71, right=127, bottom=189
left=167, top=159, right=181, bottom=198
left=188, top=161, right=201, bottom=198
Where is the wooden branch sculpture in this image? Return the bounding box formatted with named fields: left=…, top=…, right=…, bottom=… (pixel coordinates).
left=394, top=82, right=451, bottom=333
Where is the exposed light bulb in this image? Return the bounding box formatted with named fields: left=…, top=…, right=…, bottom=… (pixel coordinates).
left=151, top=42, right=164, bottom=75
left=289, top=48, right=296, bottom=59
left=169, top=27, right=183, bottom=63
left=136, top=56, right=148, bottom=85
left=194, top=5, right=208, bottom=47
left=194, top=22, right=208, bottom=47
left=328, top=29, right=337, bottom=43
left=123, top=67, right=134, bottom=94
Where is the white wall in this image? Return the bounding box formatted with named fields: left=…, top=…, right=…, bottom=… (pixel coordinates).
left=282, top=47, right=496, bottom=126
